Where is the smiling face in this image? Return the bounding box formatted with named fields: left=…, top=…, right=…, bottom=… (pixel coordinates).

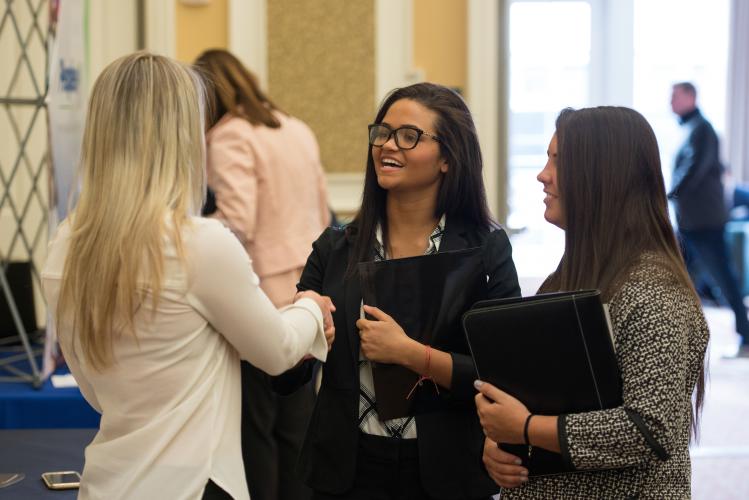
left=537, top=133, right=565, bottom=229
left=371, top=98, right=448, bottom=195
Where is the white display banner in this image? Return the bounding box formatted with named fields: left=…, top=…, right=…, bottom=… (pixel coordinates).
left=43, top=0, right=88, bottom=378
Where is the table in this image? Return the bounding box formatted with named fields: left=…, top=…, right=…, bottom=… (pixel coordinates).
left=0, top=428, right=95, bottom=499
left=0, top=359, right=100, bottom=429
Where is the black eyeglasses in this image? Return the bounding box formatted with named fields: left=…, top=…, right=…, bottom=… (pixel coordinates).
left=368, top=123, right=441, bottom=150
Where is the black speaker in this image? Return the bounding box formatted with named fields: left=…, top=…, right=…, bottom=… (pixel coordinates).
left=0, top=261, right=39, bottom=339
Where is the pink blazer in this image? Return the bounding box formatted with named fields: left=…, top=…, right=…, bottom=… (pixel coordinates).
left=206, top=112, right=331, bottom=280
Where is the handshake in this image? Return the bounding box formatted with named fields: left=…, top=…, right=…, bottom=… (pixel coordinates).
left=294, top=290, right=336, bottom=351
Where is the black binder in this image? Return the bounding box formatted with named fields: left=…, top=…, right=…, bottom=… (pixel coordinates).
left=358, top=247, right=487, bottom=420
left=463, top=290, right=622, bottom=476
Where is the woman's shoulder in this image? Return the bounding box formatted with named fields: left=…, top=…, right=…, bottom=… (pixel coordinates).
left=446, top=216, right=508, bottom=241
left=621, top=253, right=682, bottom=291
left=611, top=252, right=701, bottom=323
left=182, top=217, right=248, bottom=259
left=474, top=222, right=512, bottom=255
left=187, top=215, right=244, bottom=237
left=615, top=255, right=675, bottom=298
left=275, top=113, right=320, bottom=151
left=207, top=113, right=254, bottom=141
left=313, top=224, right=350, bottom=250
left=278, top=111, right=312, bottom=132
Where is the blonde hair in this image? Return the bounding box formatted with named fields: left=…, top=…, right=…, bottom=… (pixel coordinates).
left=58, top=52, right=206, bottom=370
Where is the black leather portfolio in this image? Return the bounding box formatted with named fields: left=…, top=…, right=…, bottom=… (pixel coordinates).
left=359, top=247, right=487, bottom=420
left=463, top=290, right=622, bottom=476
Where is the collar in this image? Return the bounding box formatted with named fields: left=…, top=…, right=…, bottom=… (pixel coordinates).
left=374, top=214, right=446, bottom=261
left=678, top=107, right=701, bottom=125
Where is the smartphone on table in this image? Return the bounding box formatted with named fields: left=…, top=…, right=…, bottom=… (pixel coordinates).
left=41, top=471, right=81, bottom=490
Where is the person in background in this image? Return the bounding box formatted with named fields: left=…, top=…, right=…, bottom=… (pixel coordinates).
left=475, top=106, right=708, bottom=498
left=273, top=82, right=521, bottom=500
left=195, top=49, right=331, bottom=500
left=41, top=52, right=334, bottom=500
left=669, top=81, right=749, bottom=357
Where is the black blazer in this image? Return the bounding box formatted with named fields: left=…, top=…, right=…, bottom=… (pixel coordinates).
left=669, top=108, right=727, bottom=231
left=272, top=217, right=521, bottom=499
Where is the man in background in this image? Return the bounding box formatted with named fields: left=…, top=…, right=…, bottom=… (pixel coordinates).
left=669, top=81, right=749, bottom=357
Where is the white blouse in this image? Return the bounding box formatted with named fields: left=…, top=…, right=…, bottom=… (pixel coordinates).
left=42, top=217, right=328, bottom=500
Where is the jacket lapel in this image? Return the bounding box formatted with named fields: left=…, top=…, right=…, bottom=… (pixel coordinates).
left=438, top=216, right=469, bottom=252
left=344, top=274, right=362, bottom=363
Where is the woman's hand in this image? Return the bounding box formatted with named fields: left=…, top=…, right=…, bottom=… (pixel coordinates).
left=474, top=380, right=530, bottom=445
left=356, top=305, right=416, bottom=364
left=295, top=290, right=336, bottom=350
left=482, top=437, right=528, bottom=488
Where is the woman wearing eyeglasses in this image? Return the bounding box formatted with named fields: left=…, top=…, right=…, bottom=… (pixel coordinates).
left=272, top=82, right=521, bottom=499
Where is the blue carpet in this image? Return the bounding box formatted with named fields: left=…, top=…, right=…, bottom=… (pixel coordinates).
left=0, top=351, right=100, bottom=429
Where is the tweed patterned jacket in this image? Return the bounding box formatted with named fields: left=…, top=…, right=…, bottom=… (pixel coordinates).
left=503, top=254, right=709, bottom=499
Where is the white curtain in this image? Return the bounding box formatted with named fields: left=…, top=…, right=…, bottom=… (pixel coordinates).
left=726, top=0, right=749, bottom=183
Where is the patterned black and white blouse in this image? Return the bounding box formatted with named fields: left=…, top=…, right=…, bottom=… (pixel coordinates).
left=503, top=253, right=709, bottom=499
left=357, top=215, right=446, bottom=439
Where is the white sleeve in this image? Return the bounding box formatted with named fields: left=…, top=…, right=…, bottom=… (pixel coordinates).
left=186, top=221, right=328, bottom=375
left=59, top=339, right=102, bottom=413
left=41, top=228, right=103, bottom=413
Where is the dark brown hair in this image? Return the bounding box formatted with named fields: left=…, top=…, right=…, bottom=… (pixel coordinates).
left=346, top=82, right=495, bottom=276
left=194, top=49, right=284, bottom=129
left=539, top=106, right=705, bottom=428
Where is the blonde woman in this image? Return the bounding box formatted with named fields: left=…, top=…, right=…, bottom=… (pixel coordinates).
left=41, top=52, right=334, bottom=500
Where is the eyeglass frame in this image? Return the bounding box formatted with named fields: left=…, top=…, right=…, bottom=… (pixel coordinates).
left=367, top=123, right=442, bottom=151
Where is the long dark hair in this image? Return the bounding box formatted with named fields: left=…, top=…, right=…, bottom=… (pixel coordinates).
left=194, top=49, right=284, bottom=129
left=539, top=106, right=705, bottom=428
left=346, top=82, right=494, bottom=275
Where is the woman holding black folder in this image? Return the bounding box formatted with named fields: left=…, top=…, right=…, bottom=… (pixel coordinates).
left=474, top=107, right=709, bottom=498
left=272, top=82, right=521, bottom=499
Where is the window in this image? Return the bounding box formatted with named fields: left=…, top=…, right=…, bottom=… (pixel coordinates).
left=508, top=1, right=593, bottom=284
left=507, top=0, right=729, bottom=287
left=632, top=0, right=729, bottom=188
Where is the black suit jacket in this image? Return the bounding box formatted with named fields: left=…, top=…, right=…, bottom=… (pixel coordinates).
left=669, top=108, right=727, bottom=231
left=272, top=217, right=521, bottom=499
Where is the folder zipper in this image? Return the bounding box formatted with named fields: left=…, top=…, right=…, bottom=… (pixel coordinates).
left=571, top=296, right=604, bottom=409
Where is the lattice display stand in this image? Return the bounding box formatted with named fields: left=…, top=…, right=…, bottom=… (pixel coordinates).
left=0, top=0, right=51, bottom=387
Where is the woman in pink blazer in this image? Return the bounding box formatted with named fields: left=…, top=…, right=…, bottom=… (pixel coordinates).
left=196, top=49, right=331, bottom=500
